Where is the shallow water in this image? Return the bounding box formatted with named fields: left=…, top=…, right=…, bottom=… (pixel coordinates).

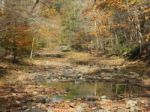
left=45, top=81, right=144, bottom=100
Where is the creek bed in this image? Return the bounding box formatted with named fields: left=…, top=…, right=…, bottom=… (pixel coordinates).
left=43, top=81, right=147, bottom=100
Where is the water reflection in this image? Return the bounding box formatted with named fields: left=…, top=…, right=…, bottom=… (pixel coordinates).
left=45, top=82, right=143, bottom=99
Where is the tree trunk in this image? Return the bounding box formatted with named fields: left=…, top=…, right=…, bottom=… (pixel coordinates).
left=94, top=21, right=100, bottom=52
left=30, top=36, right=35, bottom=59
left=12, top=38, right=17, bottom=63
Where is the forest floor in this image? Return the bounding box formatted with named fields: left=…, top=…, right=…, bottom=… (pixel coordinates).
left=0, top=50, right=150, bottom=112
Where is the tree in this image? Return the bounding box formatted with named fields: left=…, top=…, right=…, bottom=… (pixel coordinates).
left=56, top=0, right=93, bottom=51
left=0, top=0, right=35, bottom=62
left=84, top=0, right=150, bottom=57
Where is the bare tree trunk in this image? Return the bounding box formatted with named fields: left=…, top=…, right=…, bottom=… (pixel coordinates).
left=94, top=83, right=97, bottom=96
left=12, top=21, right=18, bottom=63
left=99, top=38, right=103, bottom=51
left=94, top=21, right=100, bottom=52
left=30, top=36, right=35, bottom=59
left=90, top=40, right=93, bottom=54
left=115, top=32, right=119, bottom=53
left=12, top=34, right=17, bottom=63
left=135, top=7, right=143, bottom=55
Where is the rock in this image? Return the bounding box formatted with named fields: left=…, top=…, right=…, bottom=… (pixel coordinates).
left=58, top=46, right=71, bottom=52
left=103, top=76, right=112, bottom=80
left=126, top=100, right=139, bottom=112
left=32, top=91, right=38, bottom=95
left=100, top=96, right=107, bottom=100
left=51, top=78, right=59, bottom=82
left=36, top=96, right=50, bottom=103
left=74, top=103, right=86, bottom=112
left=15, top=100, right=21, bottom=104
left=69, top=103, right=75, bottom=108
left=34, top=75, right=46, bottom=83
left=126, top=100, right=137, bottom=108
left=50, top=96, right=63, bottom=103
left=22, top=106, right=28, bottom=110
left=24, top=108, right=45, bottom=112
left=84, top=96, right=99, bottom=101
left=47, top=108, right=53, bottom=112
left=129, top=72, right=139, bottom=77
left=100, top=96, right=110, bottom=102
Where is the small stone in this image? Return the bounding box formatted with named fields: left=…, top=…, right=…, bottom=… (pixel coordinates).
left=100, top=96, right=108, bottom=101
left=140, top=100, right=145, bottom=104
left=23, top=109, right=30, bottom=112
left=69, top=103, right=75, bottom=108
left=33, top=91, right=38, bottom=95
left=16, top=100, right=21, bottom=104
left=12, top=93, right=17, bottom=96
left=22, top=106, right=28, bottom=110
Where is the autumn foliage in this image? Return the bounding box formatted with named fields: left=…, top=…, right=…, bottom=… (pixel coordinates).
left=0, top=0, right=149, bottom=62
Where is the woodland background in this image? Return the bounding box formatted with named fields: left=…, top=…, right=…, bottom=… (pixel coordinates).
left=0, top=0, right=149, bottom=62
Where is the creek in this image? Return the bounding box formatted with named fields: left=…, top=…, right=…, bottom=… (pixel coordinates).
left=44, top=81, right=145, bottom=100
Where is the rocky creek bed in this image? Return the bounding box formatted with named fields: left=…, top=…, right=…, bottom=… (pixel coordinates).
left=0, top=54, right=150, bottom=112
